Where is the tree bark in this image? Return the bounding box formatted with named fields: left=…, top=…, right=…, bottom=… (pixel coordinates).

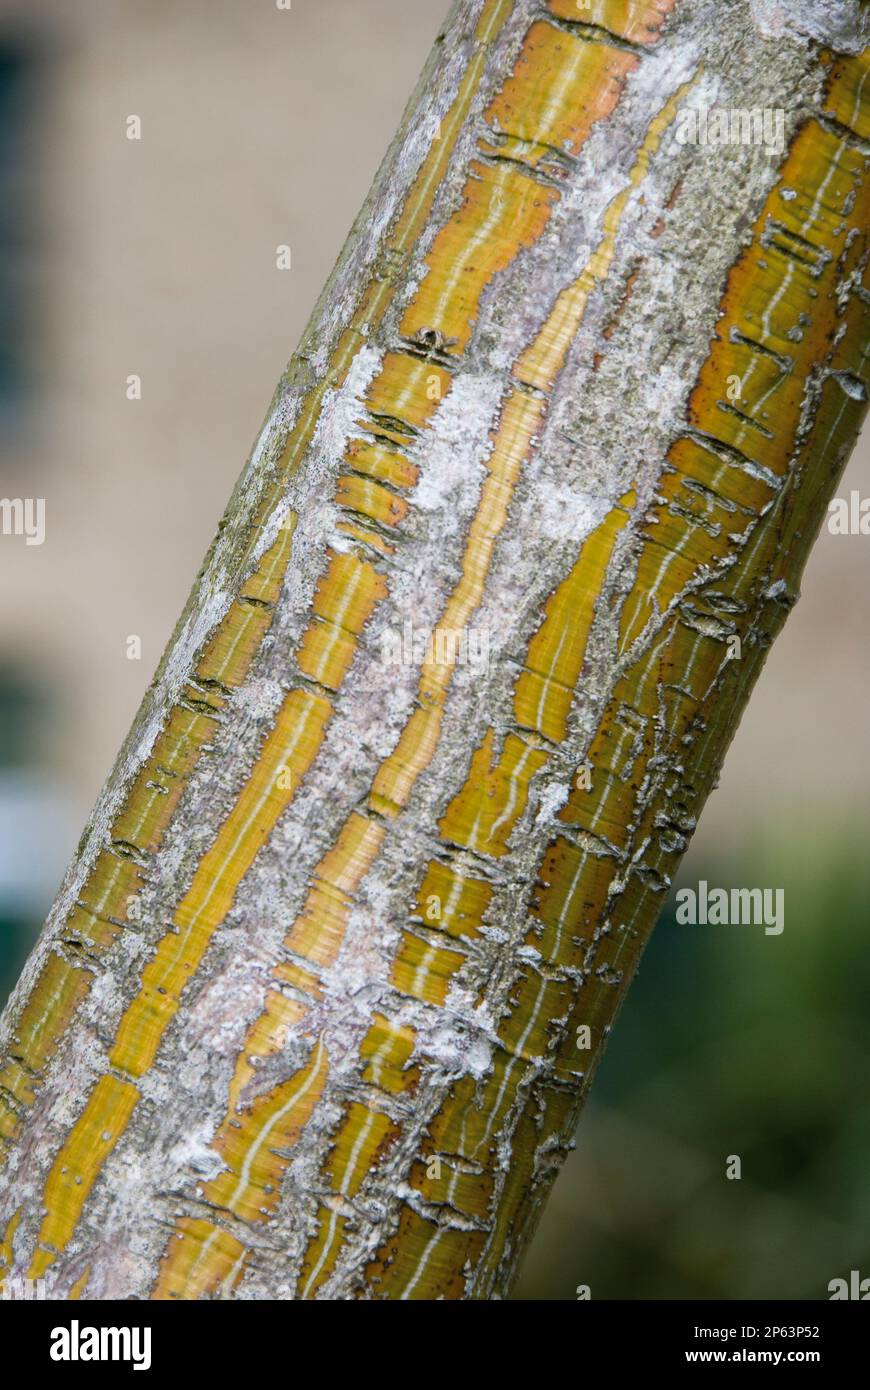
left=2, top=0, right=869, bottom=1300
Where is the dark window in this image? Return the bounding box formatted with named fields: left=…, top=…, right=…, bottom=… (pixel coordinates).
left=0, top=43, right=35, bottom=434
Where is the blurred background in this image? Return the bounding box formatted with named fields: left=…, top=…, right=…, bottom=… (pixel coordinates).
left=0, top=0, right=866, bottom=1300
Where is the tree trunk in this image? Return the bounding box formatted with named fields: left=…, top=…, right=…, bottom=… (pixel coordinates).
left=2, top=0, right=869, bottom=1301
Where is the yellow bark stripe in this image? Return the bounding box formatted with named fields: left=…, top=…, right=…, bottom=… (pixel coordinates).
left=391, top=864, right=494, bottom=1010
left=390, top=483, right=633, bottom=1030
left=335, top=475, right=409, bottom=531
left=299, top=1104, right=398, bottom=1296
left=335, top=520, right=395, bottom=558
left=325, top=1103, right=399, bottom=1199
left=153, top=1040, right=328, bottom=1299
left=617, top=438, right=775, bottom=655
left=294, top=355, right=447, bottom=695
left=195, top=520, right=296, bottom=691
left=343, top=438, right=418, bottom=490
left=529, top=834, right=617, bottom=970
left=366, top=1204, right=486, bottom=1300
left=29, top=1075, right=139, bottom=1279
left=153, top=1220, right=247, bottom=1302
left=390, top=984, right=541, bottom=1264
left=416, top=861, right=493, bottom=939
left=297, top=551, right=388, bottom=691
left=297, top=1207, right=358, bottom=1300
left=481, top=20, right=636, bottom=169
left=152, top=811, right=384, bottom=1294
left=395, top=486, right=628, bottom=1004
left=824, top=46, right=870, bottom=142
left=690, top=121, right=870, bottom=474
left=383, top=0, right=516, bottom=271
left=68, top=1267, right=91, bottom=1300
left=401, top=23, right=634, bottom=353
left=373, top=389, right=546, bottom=816
left=213, top=1047, right=330, bottom=1216
left=0, top=956, right=92, bottom=1118
left=440, top=731, right=549, bottom=857
left=515, top=496, right=634, bottom=739
left=295, top=356, right=447, bottom=687
left=284, top=814, right=387, bottom=969
left=365, top=353, right=453, bottom=430
left=360, top=1014, right=420, bottom=1094
left=242, top=0, right=515, bottom=544
left=409, top=1148, right=494, bottom=1222
left=391, top=933, right=468, bottom=1009
left=154, top=821, right=382, bottom=1291
left=400, top=159, right=558, bottom=353
left=0, top=1206, right=22, bottom=1279
left=515, top=72, right=696, bottom=392
left=23, top=689, right=328, bottom=1273
left=398, top=1062, right=514, bottom=1242
left=110, top=689, right=330, bottom=1079
left=473, top=1080, right=575, bottom=1294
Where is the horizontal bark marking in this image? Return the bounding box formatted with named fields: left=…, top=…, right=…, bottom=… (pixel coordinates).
left=546, top=0, right=678, bottom=49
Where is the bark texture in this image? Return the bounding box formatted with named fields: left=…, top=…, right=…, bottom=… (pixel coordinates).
left=2, top=0, right=870, bottom=1300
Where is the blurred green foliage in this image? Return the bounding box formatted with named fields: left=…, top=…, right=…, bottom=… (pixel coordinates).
left=0, top=914, right=29, bottom=1015
left=0, top=661, right=54, bottom=1007
left=515, top=829, right=870, bottom=1299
